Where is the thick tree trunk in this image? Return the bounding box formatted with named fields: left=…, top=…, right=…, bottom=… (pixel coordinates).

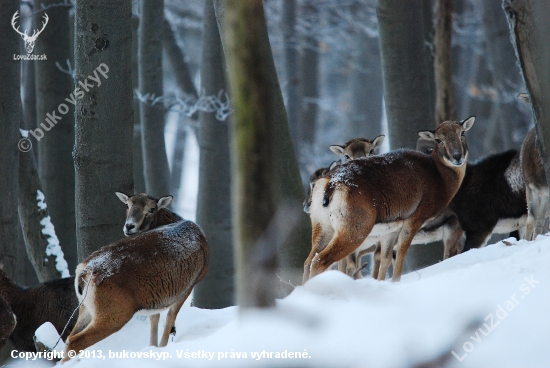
left=193, top=0, right=234, bottom=309
left=34, top=0, right=77, bottom=272
left=378, top=0, right=443, bottom=272
left=504, top=0, right=550, bottom=185
left=299, top=2, right=319, bottom=145
left=132, top=15, right=146, bottom=194
left=139, top=0, right=170, bottom=198
left=0, top=1, right=22, bottom=280
left=434, top=0, right=456, bottom=123
left=282, top=0, right=300, bottom=147
left=216, top=0, right=311, bottom=307
left=18, top=142, right=69, bottom=282
left=74, top=0, right=134, bottom=260
left=378, top=0, right=434, bottom=150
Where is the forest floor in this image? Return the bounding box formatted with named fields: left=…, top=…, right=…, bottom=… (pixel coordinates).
left=8, top=234, right=550, bottom=368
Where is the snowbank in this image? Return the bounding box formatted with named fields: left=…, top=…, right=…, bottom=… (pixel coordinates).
left=14, top=236, right=550, bottom=367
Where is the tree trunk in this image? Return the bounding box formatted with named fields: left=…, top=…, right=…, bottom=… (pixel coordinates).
left=18, top=142, right=69, bottom=282
left=480, top=0, right=526, bottom=152
left=423, top=0, right=436, bottom=125
left=378, top=0, right=434, bottom=150
left=347, top=30, right=383, bottom=139
left=504, top=0, right=550, bottom=185
left=378, top=0, right=443, bottom=272
left=132, top=15, right=146, bottom=194
left=74, top=0, right=134, bottom=260
left=281, top=0, right=300, bottom=147
left=0, top=1, right=22, bottom=280
left=299, top=2, right=319, bottom=145
left=434, top=0, right=456, bottom=123
left=216, top=0, right=312, bottom=307
left=193, top=0, right=234, bottom=309
left=33, top=0, right=77, bottom=272
left=163, top=17, right=198, bottom=200
left=20, top=6, right=37, bottom=159
left=139, top=0, right=170, bottom=198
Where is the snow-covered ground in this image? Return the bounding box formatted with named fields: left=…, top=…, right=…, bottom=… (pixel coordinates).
left=9, top=235, right=550, bottom=368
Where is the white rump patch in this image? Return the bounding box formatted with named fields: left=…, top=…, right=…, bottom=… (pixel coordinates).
left=493, top=215, right=527, bottom=234
left=505, top=157, right=525, bottom=193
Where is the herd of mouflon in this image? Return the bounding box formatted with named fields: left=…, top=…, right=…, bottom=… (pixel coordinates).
left=0, top=99, right=547, bottom=361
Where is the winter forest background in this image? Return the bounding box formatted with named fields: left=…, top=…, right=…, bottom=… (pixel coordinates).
left=1, top=0, right=550, bottom=365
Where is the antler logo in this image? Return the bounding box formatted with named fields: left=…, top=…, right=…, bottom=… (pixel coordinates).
left=11, top=11, right=49, bottom=54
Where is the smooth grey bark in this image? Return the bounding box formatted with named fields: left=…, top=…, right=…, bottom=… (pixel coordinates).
left=132, top=15, right=146, bottom=194
left=163, top=17, right=198, bottom=199
left=20, top=6, right=37, bottom=155
left=74, top=0, right=134, bottom=260
left=139, top=0, right=170, bottom=198
left=163, top=18, right=199, bottom=113
left=299, top=2, right=318, bottom=145
left=423, top=0, right=436, bottom=125
left=216, top=0, right=312, bottom=306
left=193, top=0, right=234, bottom=309
left=282, top=0, right=300, bottom=146
left=347, top=31, right=383, bottom=139
left=34, top=0, right=77, bottom=271
left=18, top=146, right=65, bottom=282
left=504, top=0, right=550, bottom=186
left=0, top=1, right=22, bottom=280
left=378, top=0, right=434, bottom=150
left=434, top=0, right=456, bottom=123
left=480, top=0, right=525, bottom=152
left=378, top=0, right=443, bottom=272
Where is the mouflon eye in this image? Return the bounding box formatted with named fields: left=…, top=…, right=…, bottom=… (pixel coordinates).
left=345, top=155, right=350, bottom=160
left=435, top=138, right=442, bottom=144
left=149, top=208, right=155, bottom=213
left=370, top=150, right=374, bottom=154
left=461, top=131, right=465, bottom=136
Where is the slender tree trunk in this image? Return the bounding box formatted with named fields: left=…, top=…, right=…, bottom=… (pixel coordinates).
left=347, top=30, right=383, bottom=139
left=0, top=1, right=22, bottom=280
left=299, top=2, right=318, bottom=145
left=504, top=0, right=550, bottom=186
left=481, top=0, right=525, bottom=152
left=163, top=17, right=199, bottom=199
left=20, top=6, right=37, bottom=159
left=378, top=0, right=434, bottom=150
left=139, top=0, right=170, bottom=198
left=423, top=0, right=436, bottom=125
left=163, top=18, right=199, bottom=111
left=216, top=0, right=312, bottom=306
left=282, top=0, right=300, bottom=147
left=193, top=0, right=234, bottom=309
left=74, top=0, right=134, bottom=260
left=34, top=0, right=77, bottom=272
left=132, top=15, right=146, bottom=194
left=434, top=0, right=456, bottom=123
left=18, top=142, right=69, bottom=282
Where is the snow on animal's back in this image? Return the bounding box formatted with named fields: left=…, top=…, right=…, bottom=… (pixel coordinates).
left=328, top=149, right=436, bottom=193
left=81, top=220, right=207, bottom=288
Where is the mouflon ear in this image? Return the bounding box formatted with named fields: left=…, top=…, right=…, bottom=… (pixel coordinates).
left=328, top=161, right=340, bottom=171
left=418, top=130, right=435, bottom=141
left=157, top=195, right=173, bottom=209
left=115, top=192, right=129, bottom=204
left=461, top=116, right=475, bottom=131
left=372, top=135, right=385, bottom=150
left=329, top=145, right=345, bottom=156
